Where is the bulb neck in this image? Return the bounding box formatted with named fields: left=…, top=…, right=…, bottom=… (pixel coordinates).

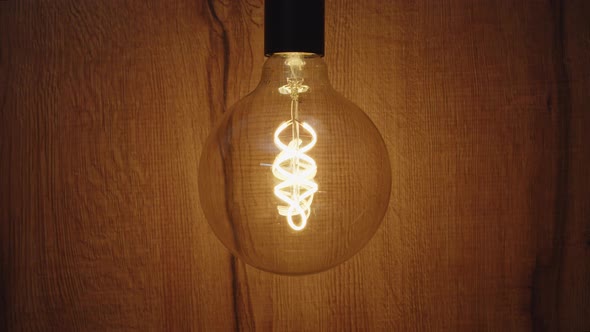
left=259, top=53, right=330, bottom=89
left=264, top=0, right=325, bottom=56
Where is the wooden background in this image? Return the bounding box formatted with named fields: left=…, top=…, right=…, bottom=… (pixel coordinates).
left=1, top=0, right=589, bottom=330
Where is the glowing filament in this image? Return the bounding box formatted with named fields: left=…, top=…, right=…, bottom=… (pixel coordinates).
left=272, top=120, right=318, bottom=231
left=271, top=55, right=317, bottom=231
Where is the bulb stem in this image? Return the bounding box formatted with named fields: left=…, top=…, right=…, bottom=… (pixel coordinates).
left=289, top=82, right=301, bottom=202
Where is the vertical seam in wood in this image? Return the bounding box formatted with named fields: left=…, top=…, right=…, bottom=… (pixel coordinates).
left=206, top=1, right=240, bottom=331
left=230, top=256, right=240, bottom=332
left=532, top=0, right=572, bottom=329
left=0, top=31, right=9, bottom=330
left=550, top=0, right=572, bottom=323
left=207, top=0, right=229, bottom=112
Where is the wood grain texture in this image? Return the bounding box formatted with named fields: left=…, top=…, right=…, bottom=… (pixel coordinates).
left=1, top=0, right=588, bottom=331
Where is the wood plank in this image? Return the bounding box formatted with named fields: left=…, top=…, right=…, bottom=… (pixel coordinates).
left=0, top=1, right=235, bottom=330
left=218, top=0, right=588, bottom=330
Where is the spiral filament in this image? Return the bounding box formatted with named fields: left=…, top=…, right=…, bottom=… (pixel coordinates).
left=272, top=120, right=318, bottom=230
left=272, top=56, right=318, bottom=231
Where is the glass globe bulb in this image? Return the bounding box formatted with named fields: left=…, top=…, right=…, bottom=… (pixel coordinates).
left=199, top=53, right=391, bottom=275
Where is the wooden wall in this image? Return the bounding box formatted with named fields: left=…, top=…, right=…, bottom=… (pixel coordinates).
left=1, top=0, right=589, bottom=330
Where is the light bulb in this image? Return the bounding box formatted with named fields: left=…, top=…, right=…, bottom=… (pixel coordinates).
left=198, top=0, right=391, bottom=275
left=199, top=53, right=391, bottom=275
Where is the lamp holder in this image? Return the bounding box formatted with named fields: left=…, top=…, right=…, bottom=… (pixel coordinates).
left=264, top=0, right=325, bottom=56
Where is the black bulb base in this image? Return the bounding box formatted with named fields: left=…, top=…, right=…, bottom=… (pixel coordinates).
left=264, top=0, right=325, bottom=57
